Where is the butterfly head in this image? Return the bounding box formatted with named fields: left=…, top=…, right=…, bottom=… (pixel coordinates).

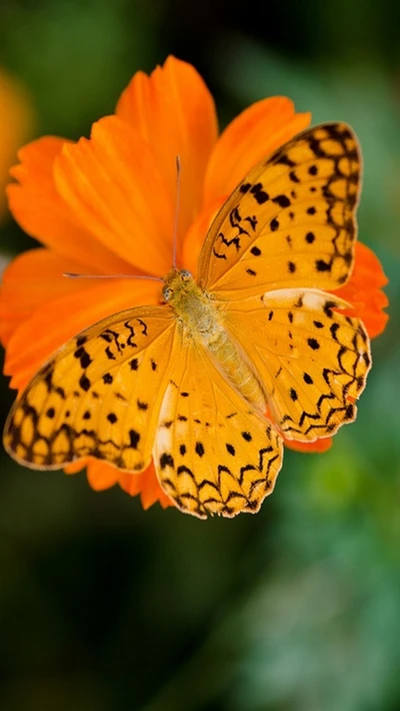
left=162, top=268, right=206, bottom=318
left=162, top=268, right=194, bottom=301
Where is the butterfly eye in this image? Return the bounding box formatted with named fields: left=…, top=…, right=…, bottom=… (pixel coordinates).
left=180, top=270, right=192, bottom=282
left=163, top=286, right=173, bottom=301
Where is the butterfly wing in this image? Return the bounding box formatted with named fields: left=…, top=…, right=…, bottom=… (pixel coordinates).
left=198, top=123, right=361, bottom=297
left=4, top=306, right=177, bottom=471
left=153, top=338, right=283, bottom=519
left=197, top=122, right=370, bottom=442
left=223, top=289, right=371, bottom=441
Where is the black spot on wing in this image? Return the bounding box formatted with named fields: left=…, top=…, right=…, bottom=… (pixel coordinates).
left=137, top=399, right=148, bottom=411
left=129, top=429, right=140, bottom=449
left=250, top=183, right=269, bottom=204
left=307, top=338, right=320, bottom=350
left=79, top=375, right=91, bottom=392
left=195, top=441, right=205, bottom=457
left=160, top=452, right=174, bottom=469
left=272, top=194, right=291, bottom=208
left=316, top=259, right=331, bottom=272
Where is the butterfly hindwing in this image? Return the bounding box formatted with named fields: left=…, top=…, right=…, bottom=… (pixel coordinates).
left=223, top=288, right=371, bottom=441
left=4, top=306, right=176, bottom=471
left=153, top=338, right=283, bottom=518
left=198, top=123, right=361, bottom=297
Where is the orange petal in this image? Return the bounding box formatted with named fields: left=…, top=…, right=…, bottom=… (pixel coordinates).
left=64, top=457, right=120, bottom=490
left=4, top=276, right=160, bottom=391
left=285, top=437, right=333, bottom=453
left=55, top=116, right=175, bottom=277
left=66, top=451, right=173, bottom=509
left=116, top=56, right=218, bottom=252
left=64, top=459, right=88, bottom=475
left=86, top=459, right=121, bottom=491
left=203, top=97, right=311, bottom=208
left=119, top=461, right=173, bottom=510
left=335, top=242, right=389, bottom=339
left=0, top=248, right=99, bottom=346
left=8, top=137, right=132, bottom=274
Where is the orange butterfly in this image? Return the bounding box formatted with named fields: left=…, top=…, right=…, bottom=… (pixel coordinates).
left=3, top=123, right=370, bottom=518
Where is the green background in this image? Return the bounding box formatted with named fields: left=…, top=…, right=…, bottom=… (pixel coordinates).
left=0, top=1, right=399, bottom=709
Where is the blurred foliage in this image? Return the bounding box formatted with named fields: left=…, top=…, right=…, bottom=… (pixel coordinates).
left=0, top=1, right=399, bottom=710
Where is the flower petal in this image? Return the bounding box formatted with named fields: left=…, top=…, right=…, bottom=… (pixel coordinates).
left=55, top=117, right=175, bottom=276
left=64, top=457, right=115, bottom=489
left=66, top=457, right=173, bottom=509
left=203, top=97, right=311, bottom=208
left=86, top=459, right=121, bottom=491
left=8, top=137, right=131, bottom=274
left=0, top=248, right=97, bottom=346
left=64, top=457, right=121, bottom=491
left=64, top=459, right=88, bottom=475
left=336, top=242, right=389, bottom=339
left=285, top=437, right=333, bottom=453
left=119, top=461, right=173, bottom=510
left=4, top=276, right=160, bottom=391
left=116, top=56, right=218, bottom=251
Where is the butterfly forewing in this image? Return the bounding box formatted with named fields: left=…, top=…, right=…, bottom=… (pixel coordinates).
left=153, top=339, right=283, bottom=518
left=198, top=123, right=361, bottom=297
left=4, top=306, right=176, bottom=471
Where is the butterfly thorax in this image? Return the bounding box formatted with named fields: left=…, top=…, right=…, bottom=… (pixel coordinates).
left=163, top=268, right=266, bottom=412
left=163, top=268, right=218, bottom=336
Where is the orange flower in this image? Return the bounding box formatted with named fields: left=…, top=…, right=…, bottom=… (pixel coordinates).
left=0, top=68, right=34, bottom=223
left=1, top=57, right=388, bottom=511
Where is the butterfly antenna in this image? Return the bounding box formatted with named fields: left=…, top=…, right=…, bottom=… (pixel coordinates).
left=63, top=273, right=163, bottom=282
left=172, top=155, right=181, bottom=269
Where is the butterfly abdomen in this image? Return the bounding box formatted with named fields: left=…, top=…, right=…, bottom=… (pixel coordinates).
left=206, top=326, right=266, bottom=412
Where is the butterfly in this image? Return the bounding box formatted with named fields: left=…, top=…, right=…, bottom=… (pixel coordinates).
left=3, top=123, right=371, bottom=519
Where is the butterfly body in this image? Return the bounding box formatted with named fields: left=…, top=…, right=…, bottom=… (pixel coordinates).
left=163, top=268, right=266, bottom=411
left=4, top=123, right=372, bottom=518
